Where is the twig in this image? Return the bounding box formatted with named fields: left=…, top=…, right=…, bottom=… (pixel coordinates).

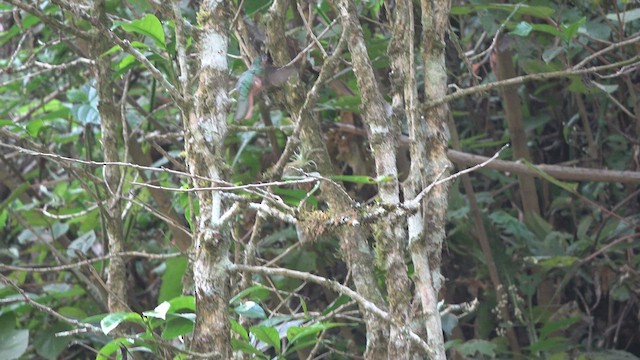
left=0, top=273, right=102, bottom=333
left=407, top=145, right=508, bottom=208
left=50, top=0, right=182, bottom=102
left=231, top=264, right=434, bottom=357
left=427, top=56, right=640, bottom=109
left=573, top=31, right=640, bottom=69
left=447, top=149, right=640, bottom=184
left=284, top=19, right=338, bottom=68
left=296, top=2, right=328, bottom=58
left=131, top=177, right=318, bottom=192
left=0, top=251, right=182, bottom=273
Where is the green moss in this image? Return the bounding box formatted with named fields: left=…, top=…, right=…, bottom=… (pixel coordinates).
left=196, top=9, right=211, bottom=25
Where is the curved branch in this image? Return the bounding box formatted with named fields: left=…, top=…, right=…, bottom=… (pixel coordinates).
left=231, top=264, right=435, bottom=358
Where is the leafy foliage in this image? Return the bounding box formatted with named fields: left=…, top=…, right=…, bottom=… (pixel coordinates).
left=0, top=0, right=639, bottom=359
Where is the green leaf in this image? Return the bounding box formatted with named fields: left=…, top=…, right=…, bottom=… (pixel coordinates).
left=167, top=295, right=195, bottom=312
left=536, top=256, right=579, bottom=270
left=272, top=188, right=318, bottom=208
left=287, top=322, right=345, bottom=344
left=560, top=17, right=586, bottom=42
left=117, top=54, right=138, bottom=70
left=542, top=46, right=564, bottom=63
left=456, top=339, right=497, bottom=357
left=143, top=301, right=171, bottom=320
left=161, top=315, right=195, bottom=339
left=591, top=81, right=618, bottom=94
left=100, top=312, right=144, bottom=334
left=510, top=21, right=533, bottom=37
left=578, top=350, right=640, bottom=360
left=529, top=336, right=568, bottom=353
left=233, top=301, right=267, bottom=319
left=25, top=118, right=45, bottom=137
left=230, top=285, right=271, bottom=306
left=539, top=317, right=581, bottom=340
left=96, top=338, right=133, bottom=360
left=611, top=284, right=631, bottom=302
left=522, top=160, right=578, bottom=192
left=52, top=222, right=69, bottom=240
left=606, top=8, right=640, bottom=23
left=0, top=329, right=29, bottom=360
left=101, top=44, right=122, bottom=57
left=66, top=230, right=97, bottom=257
left=118, top=14, right=166, bottom=49
left=33, top=323, right=72, bottom=360
left=230, top=339, right=264, bottom=357
left=71, top=104, right=100, bottom=125
left=66, top=88, right=88, bottom=102
left=158, top=256, right=187, bottom=302
left=0, top=14, right=40, bottom=48
left=322, top=294, right=351, bottom=316
left=57, top=306, right=87, bottom=320
left=250, top=325, right=281, bottom=354
left=230, top=319, right=249, bottom=341
left=528, top=23, right=562, bottom=38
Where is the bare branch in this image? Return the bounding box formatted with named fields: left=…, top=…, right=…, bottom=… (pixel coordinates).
left=0, top=273, right=102, bottom=333
left=427, top=56, right=640, bottom=109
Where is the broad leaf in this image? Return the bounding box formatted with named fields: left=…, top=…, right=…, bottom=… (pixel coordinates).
left=118, top=14, right=166, bottom=49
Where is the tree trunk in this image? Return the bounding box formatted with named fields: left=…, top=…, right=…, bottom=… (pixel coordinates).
left=93, top=0, right=127, bottom=313
left=186, top=2, right=232, bottom=357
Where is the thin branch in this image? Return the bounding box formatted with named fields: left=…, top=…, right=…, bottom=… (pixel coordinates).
left=40, top=204, right=100, bottom=220
left=407, top=145, right=508, bottom=208
left=285, top=19, right=338, bottom=67
left=231, top=264, right=434, bottom=357
left=265, top=27, right=347, bottom=179
left=0, top=141, right=207, bottom=183
left=447, top=149, right=640, bottom=184
left=50, top=0, right=182, bottom=102
left=296, top=2, right=328, bottom=58
left=5, top=0, right=91, bottom=40
left=468, top=4, right=521, bottom=63
left=229, top=124, right=295, bottom=134
left=573, top=31, right=640, bottom=69
left=171, top=0, right=190, bottom=98
left=131, top=177, right=318, bottom=192
left=0, top=273, right=102, bottom=333
left=247, top=202, right=298, bottom=224
left=427, top=56, right=640, bottom=109
left=0, top=251, right=182, bottom=273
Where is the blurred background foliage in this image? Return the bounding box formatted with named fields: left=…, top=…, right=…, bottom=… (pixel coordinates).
left=0, top=0, right=639, bottom=359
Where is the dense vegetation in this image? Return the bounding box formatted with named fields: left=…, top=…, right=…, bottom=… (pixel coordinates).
left=0, top=0, right=639, bottom=359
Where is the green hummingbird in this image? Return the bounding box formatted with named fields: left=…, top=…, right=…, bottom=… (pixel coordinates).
left=234, top=55, right=297, bottom=121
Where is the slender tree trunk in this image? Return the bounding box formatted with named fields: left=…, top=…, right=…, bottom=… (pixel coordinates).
left=492, top=37, right=541, bottom=219
left=93, top=0, right=127, bottom=313
left=336, top=0, right=413, bottom=357
left=263, top=3, right=391, bottom=356
left=186, top=2, right=232, bottom=357
left=415, top=0, right=454, bottom=358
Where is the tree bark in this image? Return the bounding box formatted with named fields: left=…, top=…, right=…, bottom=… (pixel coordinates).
left=263, top=3, right=391, bottom=357
left=336, top=0, right=412, bottom=357
left=186, top=2, right=232, bottom=357
left=492, top=37, right=541, bottom=219
left=93, top=0, right=127, bottom=313
left=415, top=0, right=454, bottom=358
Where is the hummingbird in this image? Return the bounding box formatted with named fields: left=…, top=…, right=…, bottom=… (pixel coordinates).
left=234, top=55, right=297, bottom=121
